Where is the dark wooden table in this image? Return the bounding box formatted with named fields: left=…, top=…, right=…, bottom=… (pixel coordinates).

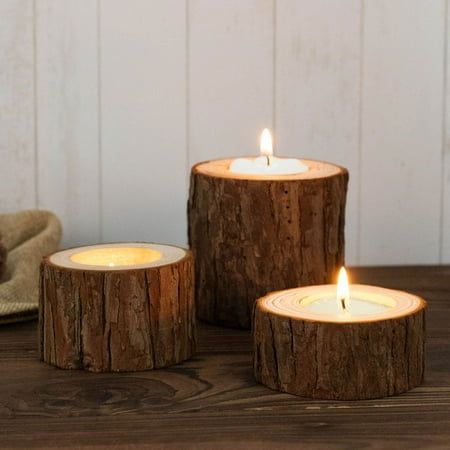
left=0, top=267, right=449, bottom=449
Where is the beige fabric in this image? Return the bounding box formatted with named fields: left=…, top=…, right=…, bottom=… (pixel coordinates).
left=0, top=238, right=6, bottom=279
left=0, top=210, right=62, bottom=324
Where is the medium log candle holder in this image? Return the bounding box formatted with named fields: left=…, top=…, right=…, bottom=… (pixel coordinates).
left=188, top=158, right=348, bottom=329
left=39, top=243, right=196, bottom=372
left=253, top=282, right=426, bottom=400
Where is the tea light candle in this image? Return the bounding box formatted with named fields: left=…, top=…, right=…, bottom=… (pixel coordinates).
left=253, top=268, right=426, bottom=400
left=39, top=243, right=196, bottom=372
left=299, top=268, right=394, bottom=318
left=229, top=129, right=308, bottom=175
left=188, top=130, right=348, bottom=329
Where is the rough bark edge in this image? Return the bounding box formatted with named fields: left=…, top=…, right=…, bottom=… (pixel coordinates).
left=188, top=165, right=348, bottom=329
left=39, top=252, right=196, bottom=372
left=253, top=298, right=426, bottom=400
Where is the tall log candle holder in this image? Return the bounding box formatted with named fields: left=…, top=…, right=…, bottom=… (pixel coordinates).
left=188, top=158, right=348, bottom=329
left=39, top=243, right=196, bottom=372
left=253, top=273, right=426, bottom=400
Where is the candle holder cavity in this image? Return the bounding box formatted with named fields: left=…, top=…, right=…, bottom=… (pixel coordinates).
left=188, top=158, right=348, bottom=329
left=39, top=243, right=196, bottom=372
left=253, top=285, right=426, bottom=400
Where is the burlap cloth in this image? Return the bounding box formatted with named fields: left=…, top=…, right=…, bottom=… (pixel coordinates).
left=0, top=210, right=62, bottom=324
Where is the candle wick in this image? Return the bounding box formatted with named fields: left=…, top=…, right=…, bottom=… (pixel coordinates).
left=340, top=297, right=347, bottom=311
left=265, top=154, right=272, bottom=166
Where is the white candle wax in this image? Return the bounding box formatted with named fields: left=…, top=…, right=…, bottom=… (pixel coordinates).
left=70, top=246, right=162, bottom=267
left=259, top=284, right=424, bottom=323
left=301, top=297, right=390, bottom=316
left=229, top=156, right=308, bottom=175
left=49, top=243, right=186, bottom=271
left=229, top=128, right=308, bottom=175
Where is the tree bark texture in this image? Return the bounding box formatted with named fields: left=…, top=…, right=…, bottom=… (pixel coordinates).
left=188, top=164, right=348, bottom=329
left=253, top=300, right=426, bottom=400
left=39, top=253, right=196, bottom=372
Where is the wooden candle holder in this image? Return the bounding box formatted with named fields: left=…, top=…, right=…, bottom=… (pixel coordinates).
left=39, top=243, right=196, bottom=372
left=253, top=285, right=426, bottom=400
left=188, top=158, right=348, bottom=329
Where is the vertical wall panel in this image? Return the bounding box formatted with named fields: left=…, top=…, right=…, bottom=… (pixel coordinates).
left=189, top=0, right=274, bottom=164
left=0, top=2, right=448, bottom=264
left=0, top=1, right=36, bottom=211
left=360, top=0, right=445, bottom=265
left=36, top=0, right=100, bottom=247
left=442, top=0, right=450, bottom=263
left=276, top=0, right=361, bottom=265
left=100, top=0, right=187, bottom=245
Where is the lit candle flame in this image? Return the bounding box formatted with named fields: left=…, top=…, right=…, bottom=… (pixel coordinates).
left=337, top=267, right=350, bottom=312
left=108, top=262, right=115, bottom=267
left=260, top=128, right=273, bottom=165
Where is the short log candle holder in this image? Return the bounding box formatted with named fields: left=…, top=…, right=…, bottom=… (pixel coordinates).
left=188, top=158, right=348, bottom=329
left=253, top=274, right=426, bottom=400
left=39, top=243, right=196, bottom=372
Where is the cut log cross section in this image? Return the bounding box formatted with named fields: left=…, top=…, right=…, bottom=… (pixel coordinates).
left=39, top=243, right=196, bottom=372
left=188, top=158, right=349, bottom=329
left=253, top=285, right=427, bottom=400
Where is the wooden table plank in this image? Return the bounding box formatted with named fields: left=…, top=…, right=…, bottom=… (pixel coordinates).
left=0, top=266, right=449, bottom=449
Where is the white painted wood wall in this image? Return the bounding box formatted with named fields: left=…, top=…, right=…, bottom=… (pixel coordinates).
left=1, top=0, right=449, bottom=266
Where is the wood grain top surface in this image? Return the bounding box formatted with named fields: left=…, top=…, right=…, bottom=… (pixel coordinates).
left=0, top=266, right=449, bottom=449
